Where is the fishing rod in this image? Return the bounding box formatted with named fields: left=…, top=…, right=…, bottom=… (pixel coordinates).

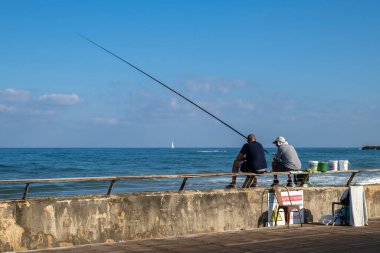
left=79, top=34, right=247, bottom=139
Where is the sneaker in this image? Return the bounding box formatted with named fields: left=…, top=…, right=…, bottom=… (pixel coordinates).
left=286, top=180, right=295, bottom=187
left=225, top=183, right=237, bottom=189
left=302, top=182, right=312, bottom=187
left=271, top=180, right=280, bottom=187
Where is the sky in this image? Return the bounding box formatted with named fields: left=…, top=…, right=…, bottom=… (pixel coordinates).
left=0, top=0, right=379, bottom=148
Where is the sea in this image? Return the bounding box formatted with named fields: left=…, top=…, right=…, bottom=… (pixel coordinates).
left=0, top=147, right=379, bottom=199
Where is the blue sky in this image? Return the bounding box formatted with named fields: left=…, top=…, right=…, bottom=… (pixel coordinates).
left=0, top=0, right=379, bottom=148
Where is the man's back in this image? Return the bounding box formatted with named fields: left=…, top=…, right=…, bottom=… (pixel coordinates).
left=276, top=144, right=301, bottom=170
left=241, top=142, right=267, bottom=170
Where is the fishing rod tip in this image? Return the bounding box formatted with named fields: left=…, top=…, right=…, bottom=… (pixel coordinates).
left=76, top=32, right=87, bottom=40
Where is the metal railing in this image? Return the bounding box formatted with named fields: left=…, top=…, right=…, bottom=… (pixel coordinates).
left=0, top=169, right=379, bottom=200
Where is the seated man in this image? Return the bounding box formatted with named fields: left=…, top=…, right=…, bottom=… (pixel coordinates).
left=272, top=136, right=304, bottom=187
left=226, top=134, right=267, bottom=188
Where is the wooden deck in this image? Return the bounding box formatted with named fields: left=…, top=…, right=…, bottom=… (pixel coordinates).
left=24, top=218, right=380, bottom=253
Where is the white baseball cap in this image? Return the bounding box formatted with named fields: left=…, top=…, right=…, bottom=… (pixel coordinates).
left=273, top=136, right=286, bottom=145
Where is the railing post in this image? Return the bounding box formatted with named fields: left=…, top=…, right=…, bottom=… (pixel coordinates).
left=346, top=172, right=357, bottom=187
left=242, top=175, right=255, bottom=188
left=22, top=183, right=30, bottom=200
left=179, top=178, right=188, bottom=191
left=107, top=180, right=117, bottom=196
left=299, top=172, right=310, bottom=186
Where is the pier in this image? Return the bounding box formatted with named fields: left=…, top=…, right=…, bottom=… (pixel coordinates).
left=1, top=170, right=380, bottom=252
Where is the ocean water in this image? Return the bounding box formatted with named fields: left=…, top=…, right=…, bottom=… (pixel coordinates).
left=0, top=147, right=379, bottom=199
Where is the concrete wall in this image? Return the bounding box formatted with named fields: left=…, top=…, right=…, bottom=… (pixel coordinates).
left=1, top=185, right=380, bottom=252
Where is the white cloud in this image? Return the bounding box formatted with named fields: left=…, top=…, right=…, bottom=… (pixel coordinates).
left=169, top=97, right=179, bottom=108
left=25, top=108, right=55, bottom=116
left=0, top=103, right=15, bottom=112
left=92, top=117, right=119, bottom=125
left=0, top=88, right=83, bottom=116
left=185, top=79, right=212, bottom=93
left=237, top=99, right=255, bottom=111
left=0, top=88, right=30, bottom=102
left=184, top=77, right=250, bottom=95
left=38, top=93, right=82, bottom=106
left=232, top=79, right=248, bottom=88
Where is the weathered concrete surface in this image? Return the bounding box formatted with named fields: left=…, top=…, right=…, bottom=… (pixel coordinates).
left=1, top=185, right=380, bottom=252
left=26, top=218, right=380, bottom=253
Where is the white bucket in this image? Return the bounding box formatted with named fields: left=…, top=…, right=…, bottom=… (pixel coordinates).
left=308, top=161, right=319, bottom=172
left=338, top=160, right=350, bottom=171
left=328, top=160, right=338, bottom=171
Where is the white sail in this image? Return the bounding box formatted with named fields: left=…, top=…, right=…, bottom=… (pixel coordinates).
left=171, top=141, right=175, bottom=149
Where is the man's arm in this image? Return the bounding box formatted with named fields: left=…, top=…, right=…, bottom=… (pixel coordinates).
left=235, top=152, right=245, bottom=161
left=273, top=148, right=282, bottom=161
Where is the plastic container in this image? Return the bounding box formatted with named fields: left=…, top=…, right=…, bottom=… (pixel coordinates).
left=328, top=160, right=338, bottom=171
left=339, top=160, right=350, bottom=171
left=308, top=161, right=319, bottom=172
left=317, top=161, right=328, bottom=172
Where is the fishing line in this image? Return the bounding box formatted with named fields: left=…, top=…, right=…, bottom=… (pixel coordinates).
left=79, top=34, right=247, bottom=139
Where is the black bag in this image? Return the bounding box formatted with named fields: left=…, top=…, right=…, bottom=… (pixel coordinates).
left=340, top=189, right=350, bottom=206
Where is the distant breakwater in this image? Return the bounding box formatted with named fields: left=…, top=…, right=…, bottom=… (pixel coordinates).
left=362, top=146, right=380, bottom=150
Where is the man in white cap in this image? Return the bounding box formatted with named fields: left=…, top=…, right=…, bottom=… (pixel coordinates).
left=272, top=136, right=302, bottom=187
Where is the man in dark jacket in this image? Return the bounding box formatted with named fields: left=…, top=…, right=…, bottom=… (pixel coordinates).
left=226, top=134, right=267, bottom=188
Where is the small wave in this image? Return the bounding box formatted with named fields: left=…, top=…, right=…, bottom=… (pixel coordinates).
left=356, top=178, right=380, bottom=185
left=38, top=166, right=85, bottom=175
left=0, top=164, right=23, bottom=175
left=0, top=164, right=17, bottom=169
left=197, top=150, right=227, bottom=153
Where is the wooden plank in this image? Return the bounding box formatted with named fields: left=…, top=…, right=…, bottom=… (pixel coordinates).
left=0, top=176, right=119, bottom=184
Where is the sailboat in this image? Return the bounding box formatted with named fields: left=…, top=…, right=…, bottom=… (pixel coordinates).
left=171, top=141, right=175, bottom=149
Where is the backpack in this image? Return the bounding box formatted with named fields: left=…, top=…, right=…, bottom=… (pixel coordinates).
left=340, top=189, right=350, bottom=206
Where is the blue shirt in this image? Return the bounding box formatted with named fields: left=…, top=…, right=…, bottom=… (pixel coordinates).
left=240, top=142, right=267, bottom=170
